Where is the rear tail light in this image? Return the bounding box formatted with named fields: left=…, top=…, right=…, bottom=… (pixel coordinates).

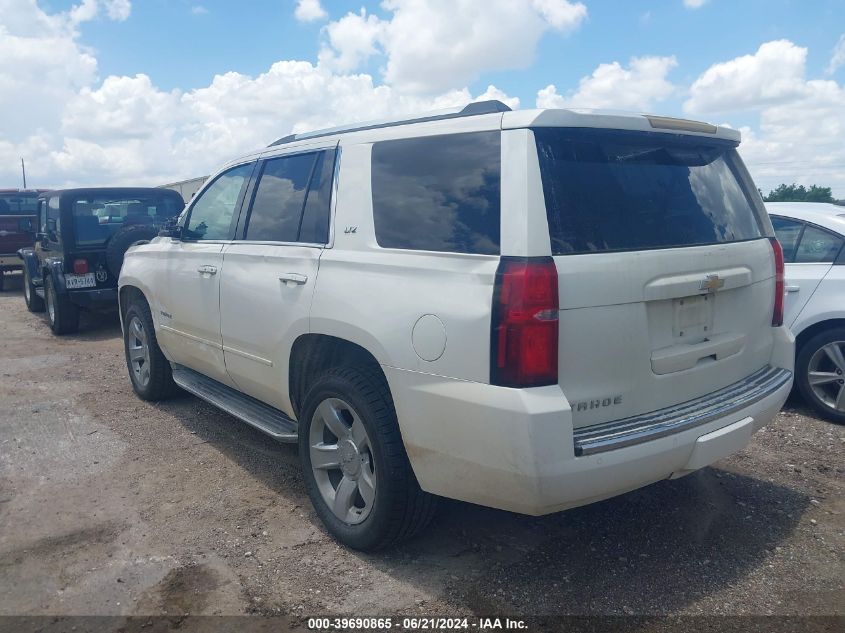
left=73, top=258, right=89, bottom=274
left=770, top=237, right=785, bottom=327
left=491, top=257, right=559, bottom=387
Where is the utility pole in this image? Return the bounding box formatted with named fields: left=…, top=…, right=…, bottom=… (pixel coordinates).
left=21, top=158, right=27, bottom=189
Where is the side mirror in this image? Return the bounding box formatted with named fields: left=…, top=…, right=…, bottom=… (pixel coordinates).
left=158, top=223, right=182, bottom=239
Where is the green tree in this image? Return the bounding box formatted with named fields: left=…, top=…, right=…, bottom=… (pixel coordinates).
left=764, top=183, right=834, bottom=203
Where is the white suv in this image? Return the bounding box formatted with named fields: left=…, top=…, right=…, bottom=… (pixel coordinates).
left=119, top=101, right=794, bottom=550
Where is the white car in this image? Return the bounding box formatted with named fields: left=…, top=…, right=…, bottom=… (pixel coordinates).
left=119, top=102, right=794, bottom=549
left=767, top=202, right=845, bottom=423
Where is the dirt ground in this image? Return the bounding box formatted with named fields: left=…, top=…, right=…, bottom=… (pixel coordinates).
left=0, top=271, right=843, bottom=627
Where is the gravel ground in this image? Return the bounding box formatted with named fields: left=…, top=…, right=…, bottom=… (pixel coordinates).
left=0, top=272, right=842, bottom=628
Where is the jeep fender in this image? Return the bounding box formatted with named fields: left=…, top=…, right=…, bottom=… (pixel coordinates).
left=43, top=258, right=69, bottom=294
left=17, top=249, right=40, bottom=283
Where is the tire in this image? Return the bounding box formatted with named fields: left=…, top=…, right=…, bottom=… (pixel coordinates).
left=796, top=327, right=845, bottom=424
left=105, top=224, right=158, bottom=277
left=122, top=295, right=177, bottom=401
left=45, top=276, right=79, bottom=335
left=23, top=266, right=45, bottom=312
left=298, top=365, right=437, bottom=550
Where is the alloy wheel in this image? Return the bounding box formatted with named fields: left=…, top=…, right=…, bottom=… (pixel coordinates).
left=309, top=397, right=376, bottom=525
left=807, top=341, right=845, bottom=412
left=127, top=315, right=151, bottom=388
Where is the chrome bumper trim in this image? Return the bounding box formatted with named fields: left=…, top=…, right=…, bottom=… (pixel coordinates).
left=573, top=366, right=792, bottom=456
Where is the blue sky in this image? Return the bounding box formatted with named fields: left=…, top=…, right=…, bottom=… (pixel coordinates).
left=3, top=1, right=845, bottom=194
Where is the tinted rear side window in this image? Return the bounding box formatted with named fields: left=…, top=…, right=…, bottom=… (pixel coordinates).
left=371, top=131, right=501, bottom=255
left=534, top=129, right=763, bottom=255
left=245, top=150, right=334, bottom=244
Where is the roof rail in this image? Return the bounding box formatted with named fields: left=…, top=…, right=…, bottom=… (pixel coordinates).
left=268, top=100, right=511, bottom=147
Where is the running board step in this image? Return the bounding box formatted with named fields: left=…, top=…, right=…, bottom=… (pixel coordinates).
left=171, top=364, right=298, bottom=442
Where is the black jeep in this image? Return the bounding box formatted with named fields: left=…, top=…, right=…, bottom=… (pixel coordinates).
left=18, top=187, right=184, bottom=335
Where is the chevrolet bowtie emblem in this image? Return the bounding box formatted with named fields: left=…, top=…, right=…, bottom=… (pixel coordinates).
left=700, top=274, right=725, bottom=292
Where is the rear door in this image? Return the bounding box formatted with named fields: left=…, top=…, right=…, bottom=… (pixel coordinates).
left=532, top=128, right=778, bottom=429
left=219, top=145, right=336, bottom=414
left=771, top=216, right=843, bottom=327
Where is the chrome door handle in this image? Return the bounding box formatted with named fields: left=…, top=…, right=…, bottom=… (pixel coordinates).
left=785, top=285, right=800, bottom=293
left=197, top=265, right=218, bottom=275
left=279, top=273, right=308, bottom=285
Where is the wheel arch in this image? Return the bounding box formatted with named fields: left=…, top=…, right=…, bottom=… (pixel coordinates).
left=795, top=318, right=845, bottom=354
left=118, top=285, right=149, bottom=331
left=289, top=333, right=388, bottom=420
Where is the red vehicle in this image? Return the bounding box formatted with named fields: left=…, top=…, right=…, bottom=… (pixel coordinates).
left=0, top=189, right=48, bottom=291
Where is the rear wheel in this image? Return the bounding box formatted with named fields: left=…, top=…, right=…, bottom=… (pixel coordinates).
left=796, top=327, right=845, bottom=424
left=23, top=266, right=45, bottom=312
left=122, top=296, right=176, bottom=401
left=45, top=276, right=79, bottom=335
left=298, top=365, right=437, bottom=550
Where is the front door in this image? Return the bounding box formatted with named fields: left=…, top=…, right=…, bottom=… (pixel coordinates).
left=156, top=161, right=255, bottom=385
left=220, top=147, right=336, bottom=415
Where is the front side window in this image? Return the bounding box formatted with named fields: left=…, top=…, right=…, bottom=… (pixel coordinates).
left=47, top=196, right=61, bottom=240
left=371, top=131, right=501, bottom=255
left=244, top=150, right=334, bottom=243
left=185, top=162, right=254, bottom=240
left=795, top=225, right=843, bottom=263
left=535, top=129, right=764, bottom=255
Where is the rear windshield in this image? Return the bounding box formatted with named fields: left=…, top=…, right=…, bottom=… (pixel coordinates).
left=534, top=129, right=764, bottom=255
left=72, top=195, right=184, bottom=247
left=0, top=193, right=38, bottom=215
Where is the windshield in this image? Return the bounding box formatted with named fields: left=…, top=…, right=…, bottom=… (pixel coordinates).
left=534, top=128, right=764, bottom=255
left=0, top=193, right=38, bottom=215
left=72, top=195, right=184, bottom=247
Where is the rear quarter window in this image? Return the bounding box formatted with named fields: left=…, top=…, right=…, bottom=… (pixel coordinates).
left=534, top=128, right=764, bottom=255
left=371, top=131, right=501, bottom=255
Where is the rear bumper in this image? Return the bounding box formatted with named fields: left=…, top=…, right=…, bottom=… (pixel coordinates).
left=67, top=287, right=118, bottom=309
left=387, top=326, right=794, bottom=515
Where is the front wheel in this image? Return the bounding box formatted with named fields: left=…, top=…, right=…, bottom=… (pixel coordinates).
left=796, top=327, right=845, bottom=424
left=45, top=276, right=79, bottom=335
left=122, top=297, right=176, bottom=401
left=299, top=366, right=437, bottom=550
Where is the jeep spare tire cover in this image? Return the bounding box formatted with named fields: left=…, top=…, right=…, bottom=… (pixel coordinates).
left=105, top=224, right=158, bottom=277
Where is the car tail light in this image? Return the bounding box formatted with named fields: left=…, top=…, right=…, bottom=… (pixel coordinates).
left=770, top=237, right=785, bottom=327
left=73, top=258, right=89, bottom=274
left=491, top=257, right=559, bottom=387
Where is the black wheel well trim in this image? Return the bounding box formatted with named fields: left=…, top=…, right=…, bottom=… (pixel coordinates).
left=118, top=285, right=149, bottom=320
left=795, top=319, right=845, bottom=354
left=289, top=333, right=387, bottom=420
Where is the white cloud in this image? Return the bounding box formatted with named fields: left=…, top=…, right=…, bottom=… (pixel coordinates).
left=103, top=0, right=131, bottom=21
left=294, top=0, right=327, bottom=22
left=684, top=39, right=845, bottom=197
left=826, top=34, right=845, bottom=75
left=191, top=6, right=208, bottom=16
left=531, top=0, right=588, bottom=33
left=318, top=9, right=385, bottom=72
left=0, top=0, right=518, bottom=188
left=536, top=56, right=677, bottom=111
left=684, top=40, right=806, bottom=114
left=683, top=0, right=708, bottom=8
left=320, top=0, right=587, bottom=94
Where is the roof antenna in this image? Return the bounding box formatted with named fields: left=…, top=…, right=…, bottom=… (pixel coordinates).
left=21, top=158, right=27, bottom=189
